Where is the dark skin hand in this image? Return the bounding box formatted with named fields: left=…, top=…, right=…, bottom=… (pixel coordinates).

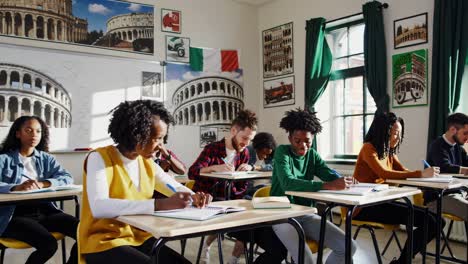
left=12, top=180, right=51, bottom=191
left=155, top=192, right=213, bottom=210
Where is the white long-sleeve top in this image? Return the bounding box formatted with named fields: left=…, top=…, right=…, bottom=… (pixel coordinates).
left=86, top=150, right=193, bottom=219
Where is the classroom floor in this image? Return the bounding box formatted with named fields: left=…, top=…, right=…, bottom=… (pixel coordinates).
left=4, top=215, right=466, bottom=264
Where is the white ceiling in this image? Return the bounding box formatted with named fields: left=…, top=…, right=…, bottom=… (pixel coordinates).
left=232, top=0, right=276, bottom=6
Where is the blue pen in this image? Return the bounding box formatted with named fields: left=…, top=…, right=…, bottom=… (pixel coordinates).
left=422, top=160, right=431, bottom=169
left=166, top=183, right=193, bottom=206
left=166, top=183, right=178, bottom=193
left=221, top=157, right=228, bottom=164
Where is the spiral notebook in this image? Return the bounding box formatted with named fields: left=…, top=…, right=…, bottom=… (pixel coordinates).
left=153, top=205, right=246, bottom=221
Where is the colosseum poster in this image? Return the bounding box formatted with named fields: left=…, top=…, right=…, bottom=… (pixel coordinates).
left=0, top=42, right=162, bottom=150
left=392, top=49, right=428, bottom=108
left=0, top=0, right=154, bottom=54
left=393, top=13, right=428, bottom=49
left=164, top=62, right=245, bottom=164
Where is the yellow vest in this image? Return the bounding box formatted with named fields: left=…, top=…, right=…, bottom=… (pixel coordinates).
left=78, top=145, right=156, bottom=254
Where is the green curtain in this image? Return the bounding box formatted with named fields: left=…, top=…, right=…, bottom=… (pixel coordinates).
left=363, top=1, right=389, bottom=114
left=428, top=0, right=468, bottom=146
left=304, top=17, right=332, bottom=113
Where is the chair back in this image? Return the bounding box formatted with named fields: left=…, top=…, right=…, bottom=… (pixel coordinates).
left=185, top=180, right=195, bottom=190
left=253, top=186, right=271, bottom=198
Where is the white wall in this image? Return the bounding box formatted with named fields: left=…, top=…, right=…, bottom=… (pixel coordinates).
left=1, top=0, right=261, bottom=174
left=257, top=0, right=434, bottom=170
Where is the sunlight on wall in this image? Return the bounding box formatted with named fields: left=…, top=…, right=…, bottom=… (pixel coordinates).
left=89, top=86, right=141, bottom=149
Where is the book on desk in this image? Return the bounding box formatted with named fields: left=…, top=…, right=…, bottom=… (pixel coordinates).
left=252, top=196, right=291, bottom=209
left=318, top=183, right=389, bottom=196
left=153, top=205, right=246, bottom=221
left=9, top=184, right=82, bottom=194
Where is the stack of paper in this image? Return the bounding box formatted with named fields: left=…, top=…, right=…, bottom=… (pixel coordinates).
left=252, top=196, right=291, bottom=209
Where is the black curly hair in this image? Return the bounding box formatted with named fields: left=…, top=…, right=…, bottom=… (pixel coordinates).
left=364, top=112, right=405, bottom=160
left=232, top=109, right=258, bottom=130
left=0, top=116, right=50, bottom=153
left=252, top=132, right=277, bottom=151
left=279, top=108, right=322, bottom=135
left=108, top=100, right=174, bottom=152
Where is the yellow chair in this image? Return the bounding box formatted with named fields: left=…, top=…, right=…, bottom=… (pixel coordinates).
left=184, top=180, right=195, bottom=190
left=340, top=207, right=402, bottom=264
left=0, top=232, right=67, bottom=264
left=252, top=186, right=320, bottom=254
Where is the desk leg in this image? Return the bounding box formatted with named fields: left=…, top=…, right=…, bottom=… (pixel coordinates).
left=421, top=207, right=428, bottom=264
left=217, top=233, right=224, bottom=264
left=402, top=197, right=414, bottom=264
left=226, top=181, right=232, bottom=201
left=288, top=218, right=306, bottom=264
left=344, top=205, right=355, bottom=264
left=74, top=196, right=80, bottom=219
left=435, top=190, right=444, bottom=264
left=150, top=238, right=167, bottom=264
left=248, top=230, right=254, bottom=264
left=317, top=203, right=335, bottom=264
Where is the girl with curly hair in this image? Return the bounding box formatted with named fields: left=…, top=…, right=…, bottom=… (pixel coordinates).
left=79, top=100, right=211, bottom=264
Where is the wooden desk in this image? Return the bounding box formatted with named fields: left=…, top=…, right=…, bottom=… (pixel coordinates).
left=286, top=187, right=421, bottom=264
left=118, top=199, right=315, bottom=264
left=200, top=171, right=272, bottom=200
left=0, top=188, right=82, bottom=262
left=386, top=179, right=468, bottom=264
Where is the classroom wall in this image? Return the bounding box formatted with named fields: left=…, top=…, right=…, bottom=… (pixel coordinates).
left=0, top=0, right=262, bottom=174
left=256, top=0, right=434, bottom=170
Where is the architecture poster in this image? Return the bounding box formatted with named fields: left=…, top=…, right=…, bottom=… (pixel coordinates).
left=0, top=0, right=154, bottom=54
left=392, top=49, right=428, bottom=108
left=141, top=71, right=162, bottom=101
left=200, top=126, right=217, bottom=148
left=394, top=13, right=428, bottom=49
left=262, top=22, right=293, bottom=78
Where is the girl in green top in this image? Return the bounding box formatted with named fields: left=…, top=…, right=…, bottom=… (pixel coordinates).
left=271, top=109, right=356, bottom=264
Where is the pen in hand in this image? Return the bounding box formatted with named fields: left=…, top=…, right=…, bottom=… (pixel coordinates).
left=21, top=175, right=41, bottom=189
left=422, top=160, right=431, bottom=169
left=166, top=183, right=193, bottom=206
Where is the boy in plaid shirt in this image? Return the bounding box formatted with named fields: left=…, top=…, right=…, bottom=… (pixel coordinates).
left=189, top=109, right=257, bottom=199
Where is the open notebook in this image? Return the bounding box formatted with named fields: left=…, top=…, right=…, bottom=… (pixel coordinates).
left=9, top=184, right=82, bottom=194
left=318, top=183, right=389, bottom=196
left=153, top=205, right=245, bottom=221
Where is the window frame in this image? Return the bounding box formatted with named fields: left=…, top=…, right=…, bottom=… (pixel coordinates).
left=324, top=18, right=374, bottom=160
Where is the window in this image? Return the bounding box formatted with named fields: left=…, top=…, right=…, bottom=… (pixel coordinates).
left=316, top=16, right=377, bottom=160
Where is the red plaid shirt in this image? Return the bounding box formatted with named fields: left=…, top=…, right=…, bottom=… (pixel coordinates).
left=188, top=138, right=250, bottom=199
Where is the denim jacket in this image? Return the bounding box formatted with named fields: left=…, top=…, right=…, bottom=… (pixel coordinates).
left=0, top=149, right=73, bottom=235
